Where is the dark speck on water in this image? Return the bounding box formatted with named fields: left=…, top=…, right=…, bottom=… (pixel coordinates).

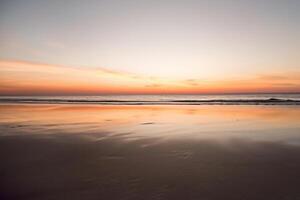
left=141, top=122, right=155, bottom=125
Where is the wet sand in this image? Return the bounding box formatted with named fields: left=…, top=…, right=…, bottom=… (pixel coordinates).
left=1, top=104, right=300, bottom=200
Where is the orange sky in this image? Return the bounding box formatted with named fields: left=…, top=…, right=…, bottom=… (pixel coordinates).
left=1, top=1, right=299, bottom=95
left=1, top=60, right=299, bottom=95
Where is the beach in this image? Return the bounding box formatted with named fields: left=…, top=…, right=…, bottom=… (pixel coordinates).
left=2, top=0, right=299, bottom=199
left=1, top=104, right=300, bottom=200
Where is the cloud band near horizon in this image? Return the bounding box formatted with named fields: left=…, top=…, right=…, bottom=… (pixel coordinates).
left=0, top=60, right=299, bottom=95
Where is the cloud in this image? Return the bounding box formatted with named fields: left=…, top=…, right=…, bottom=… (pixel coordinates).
left=183, top=79, right=201, bottom=86
left=257, top=73, right=300, bottom=82
left=0, top=59, right=300, bottom=95
left=144, top=84, right=163, bottom=88
left=0, top=59, right=169, bottom=95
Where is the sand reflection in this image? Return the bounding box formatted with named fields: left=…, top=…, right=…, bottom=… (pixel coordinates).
left=1, top=104, right=300, bottom=144
left=1, top=104, right=300, bottom=200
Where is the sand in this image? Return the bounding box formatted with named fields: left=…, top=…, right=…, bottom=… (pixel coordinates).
left=1, top=104, right=300, bottom=200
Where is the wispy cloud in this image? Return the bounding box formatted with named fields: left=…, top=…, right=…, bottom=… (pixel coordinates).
left=183, top=79, right=201, bottom=86
left=0, top=59, right=299, bottom=95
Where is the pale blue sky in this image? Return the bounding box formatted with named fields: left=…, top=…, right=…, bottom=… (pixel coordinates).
left=0, top=0, right=299, bottom=79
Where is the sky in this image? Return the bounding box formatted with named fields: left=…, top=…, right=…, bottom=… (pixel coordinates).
left=0, top=0, right=299, bottom=95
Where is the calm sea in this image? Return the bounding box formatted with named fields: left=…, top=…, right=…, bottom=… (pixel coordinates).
left=0, top=94, right=300, bottom=105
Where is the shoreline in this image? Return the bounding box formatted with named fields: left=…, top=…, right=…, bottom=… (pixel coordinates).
left=1, top=98, right=300, bottom=105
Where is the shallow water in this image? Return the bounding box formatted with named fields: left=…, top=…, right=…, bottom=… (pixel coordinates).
left=1, top=104, right=300, bottom=199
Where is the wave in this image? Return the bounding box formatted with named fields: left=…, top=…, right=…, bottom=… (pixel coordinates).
left=0, top=97, right=300, bottom=105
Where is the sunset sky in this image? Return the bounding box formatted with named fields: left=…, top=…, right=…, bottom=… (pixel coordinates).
left=0, top=0, right=299, bottom=95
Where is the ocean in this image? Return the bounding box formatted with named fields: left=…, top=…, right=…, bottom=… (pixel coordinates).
left=1, top=93, right=300, bottom=105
